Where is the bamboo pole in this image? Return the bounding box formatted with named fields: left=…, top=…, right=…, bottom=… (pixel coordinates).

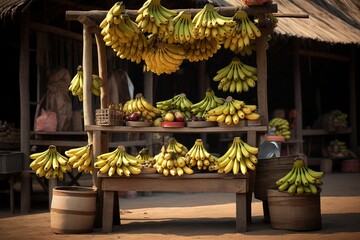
left=65, top=4, right=278, bottom=22
left=20, top=11, right=31, bottom=214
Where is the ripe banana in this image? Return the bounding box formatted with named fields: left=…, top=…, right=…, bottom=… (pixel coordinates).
left=94, top=145, right=142, bottom=176
left=29, top=145, right=71, bottom=179
left=216, top=137, right=258, bottom=175
left=213, top=57, right=258, bottom=93
left=269, top=117, right=291, bottom=140
left=185, top=139, right=217, bottom=171
left=65, top=144, right=92, bottom=174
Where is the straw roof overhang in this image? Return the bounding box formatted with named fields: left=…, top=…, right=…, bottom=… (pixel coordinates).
left=211, top=0, right=360, bottom=45
left=0, top=0, right=28, bottom=20
left=1, top=0, right=359, bottom=45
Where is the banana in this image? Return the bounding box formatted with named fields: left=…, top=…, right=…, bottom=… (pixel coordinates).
left=308, top=183, right=318, bottom=194
left=276, top=167, right=295, bottom=186
left=287, top=183, right=297, bottom=194
left=99, top=162, right=111, bottom=174
left=278, top=181, right=289, bottom=192
left=182, top=165, right=194, bottom=175
left=305, top=167, right=324, bottom=179
left=299, top=167, right=309, bottom=186
left=128, top=165, right=142, bottom=175
left=122, top=165, right=131, bottom=177
left=287, top=168, right=298, bottom=184
left=244, top=157, right=256, bottom=171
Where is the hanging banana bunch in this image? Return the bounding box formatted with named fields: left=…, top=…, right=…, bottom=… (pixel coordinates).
left=100, top=2, right=148, bottom=64
left=135, top=0, right=177, bottom=39
left=213, top=57, right=258, bottom=93
left=68, top=65, right=103, bottom=101
left=144, top=39, right=186, bottom=75
left=192, top=3, right=236, bottom=41
left=223, top=10, right=261, bottom=54
left=167, top=11, right=196, bottom=44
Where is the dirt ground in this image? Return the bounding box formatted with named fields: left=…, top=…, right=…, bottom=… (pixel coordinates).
left=0, top=173, right=359, bottom=240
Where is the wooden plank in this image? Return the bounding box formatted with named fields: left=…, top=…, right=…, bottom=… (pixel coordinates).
left=302, top=128, right=352, bottom=136
left=85, top=125, right=268, bottom=133
left=101, top=178, right=247, bottom=193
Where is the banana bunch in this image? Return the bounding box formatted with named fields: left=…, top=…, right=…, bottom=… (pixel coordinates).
left=99, top=2, right=149, bottom=64
left=156, top=93, right=193, bottom=118
left=192, top=3, right=235, bottom=41
left=100, top=2, right=135, bottom=45
left=123, top=93, right=161, bottom=120
left=68, top=66, right=103, bottom=101
left=213, top=57, right=258, bottom=93
left=144, top=40, right=186, bottom=75
left=185, top=139, right=218, bottom=171
left=135, top=0, right=177, bottom=38
left=191, top=88, right=224, bottom=119
left=269, top=117, right=291, bottom=140
left=95, top=145, right=142, bottom=177
left=184, top=37, right=221, bottom=62
left=211, top=137, right=258, bottom=175
left=153, top=146, right=194, bottom=176
left=205, top=96, right=260, bottom=125
left=223, top=10, right=261, bottom=53
left=108, top=102, right=123, bottom=111
left=276, top=157, right=324, bottom=195
left=136, top=148, right=156, bottom=168
left=29, top=145, right=71, bottom=180
left=65, top=144, right=93, bottom=174
left=166, top=137, right=188, bottom=156
left=168, top=11, right=195, bottom=44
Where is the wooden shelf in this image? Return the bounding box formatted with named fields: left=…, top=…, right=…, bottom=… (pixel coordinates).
left=302, top=128, right=352, bottom=136
left=85, top=125, right=268, bottom=134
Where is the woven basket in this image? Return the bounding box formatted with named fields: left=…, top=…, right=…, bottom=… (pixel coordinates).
left=95, top=109, right=123, bottom=126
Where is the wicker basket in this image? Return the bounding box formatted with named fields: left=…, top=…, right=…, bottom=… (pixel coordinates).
left=95, top=109, right=123, bottom=126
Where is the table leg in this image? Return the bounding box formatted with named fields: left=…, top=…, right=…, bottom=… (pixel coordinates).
left=9, top=175, right=14, bottom=214
left=102, top=191, right=115, bottom=233
left=236, top=192, right=247, bottom=233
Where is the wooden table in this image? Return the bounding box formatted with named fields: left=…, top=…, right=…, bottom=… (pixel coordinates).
left=98, top=172, right=249, bottom=233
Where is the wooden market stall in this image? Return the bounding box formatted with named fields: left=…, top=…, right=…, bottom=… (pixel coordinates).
left=65, top=3, right=277, bottom=232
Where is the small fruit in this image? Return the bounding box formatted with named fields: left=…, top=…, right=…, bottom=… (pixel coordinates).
left=164, top=111, right=175, bottom=122
left=174, top=111, right=185, bottom=122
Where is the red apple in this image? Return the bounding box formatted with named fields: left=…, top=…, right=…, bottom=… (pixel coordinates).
left=174, top=111, right=185, bottom=122
left=129, top=112, right=141, bottom=121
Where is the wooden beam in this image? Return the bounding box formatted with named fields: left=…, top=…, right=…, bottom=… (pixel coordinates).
left=65, top=4, right=278, bottom=22
left=298, top=49, right=351, bottom=62
left=30, top=22, right=83, bottom=41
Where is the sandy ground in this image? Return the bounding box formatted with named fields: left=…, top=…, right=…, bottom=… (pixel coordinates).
left=0, top=173, right=359, bottom=240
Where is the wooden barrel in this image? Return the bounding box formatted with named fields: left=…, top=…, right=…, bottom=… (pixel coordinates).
left=254, top=155, right=296, bottom=201
left=267, top=189, right=321, bottom=231
left=51, top=186, right=97, bottom=234
left=341, top=159, right=360, bottom=173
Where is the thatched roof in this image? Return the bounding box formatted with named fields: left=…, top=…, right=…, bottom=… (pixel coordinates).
left=0, top=0, right=28, bottom=20
left=1, top=0, right=359, bottom=45
left=211, top=0, right=360, bottom=45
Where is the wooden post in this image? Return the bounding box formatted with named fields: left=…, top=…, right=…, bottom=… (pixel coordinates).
left=349, top=48, right=357, bottom=149
left=293, top=41, right=303, bottom=153
left=19, top=11, right=31, bottom=214
left=256, top=28, right=269, bottom=125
